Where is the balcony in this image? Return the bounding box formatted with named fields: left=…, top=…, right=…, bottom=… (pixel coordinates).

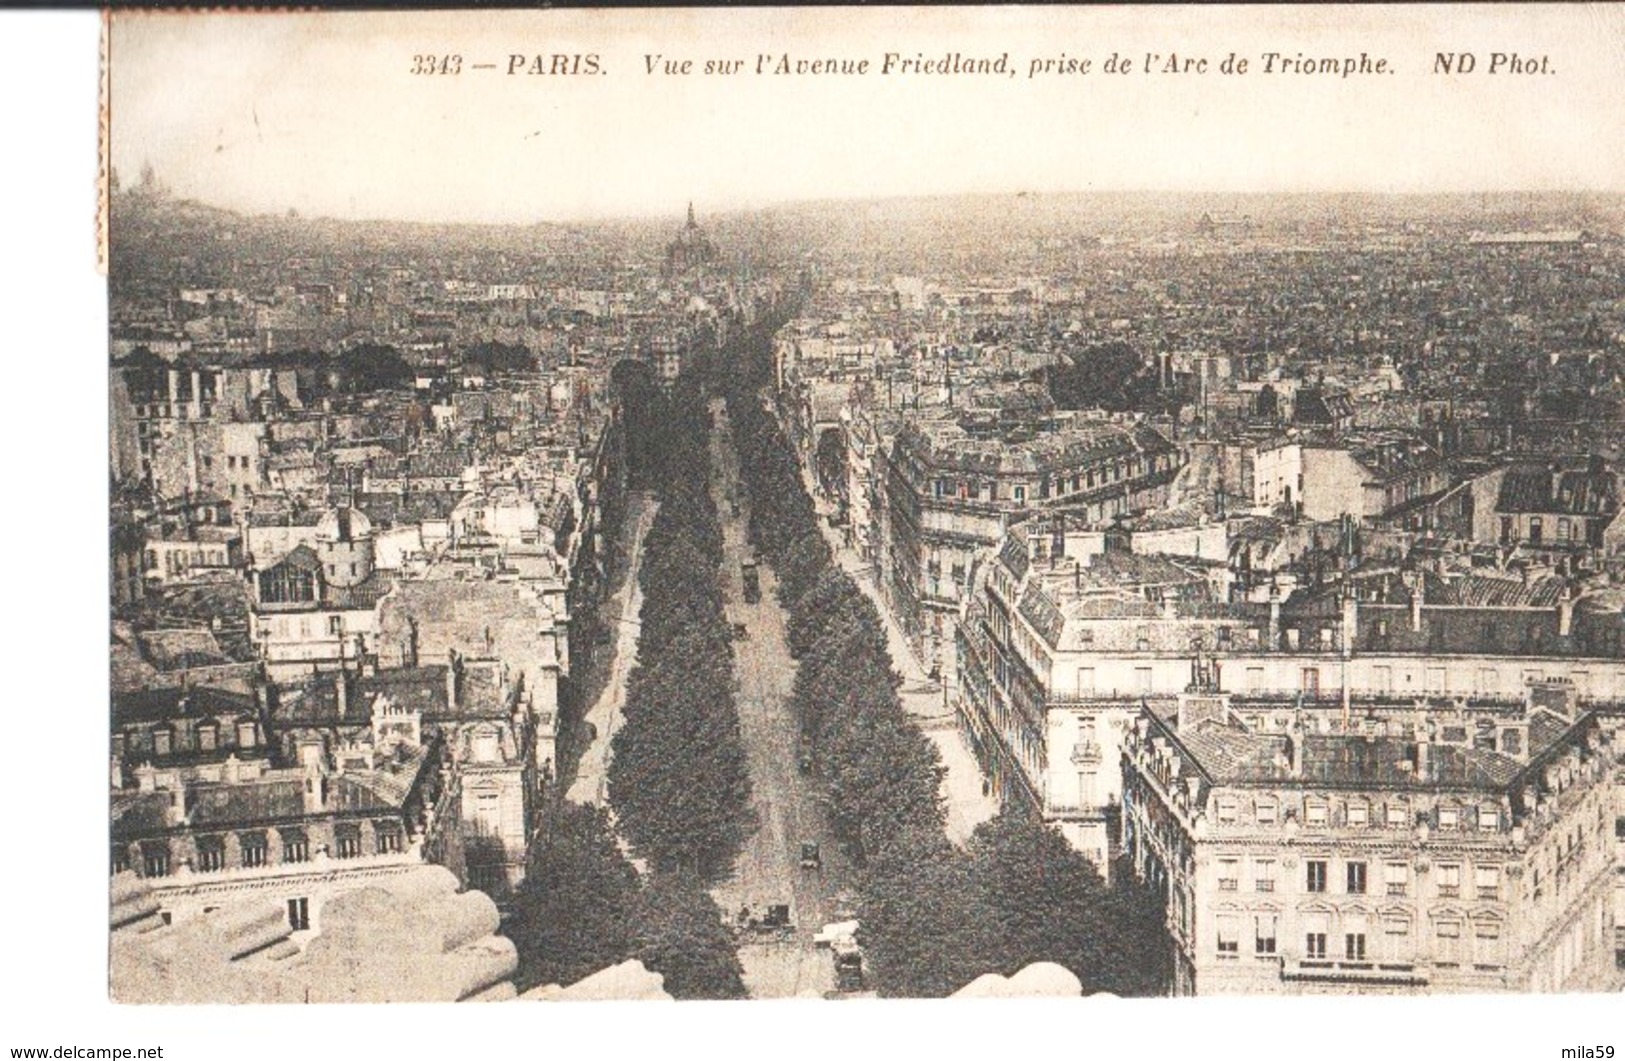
left=1280, top=959, right=1428, bottom=987
left=1071, top=741, right=1103, bottom=765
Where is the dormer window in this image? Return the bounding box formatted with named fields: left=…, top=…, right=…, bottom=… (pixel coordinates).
left=1306, top=801, right=1328, bottom=827
left=153, top=729, right=173, bottom=757
left=1438, top=806, right=1459, bottom=830
left=471, top=727, right=501, bottom=764
left=1347, top=802, right=1369, bottom=827
left=197, top=724, right=217, bottom=752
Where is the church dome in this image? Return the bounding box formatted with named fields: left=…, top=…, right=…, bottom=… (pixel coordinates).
left=315, top=505, right=373, bottom=543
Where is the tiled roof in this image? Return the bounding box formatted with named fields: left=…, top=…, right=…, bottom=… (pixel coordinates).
left=113, top=686, right=256, bottom=725
left=1495, top=465, right=1617, bottom=516
left=187, top=777, right=307, bottom=827
left=111, top=792, right=172, bottom=838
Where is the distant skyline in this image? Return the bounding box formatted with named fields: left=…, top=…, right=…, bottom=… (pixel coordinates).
left=110, top=6, right=1625, bottom=226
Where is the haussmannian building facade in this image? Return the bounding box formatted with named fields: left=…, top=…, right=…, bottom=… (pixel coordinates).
left=955, top=518, right=1625, bottom=887
left=883, top=411, right=1180, bottom=673
left=1122, top=685, right=1623, bottom=995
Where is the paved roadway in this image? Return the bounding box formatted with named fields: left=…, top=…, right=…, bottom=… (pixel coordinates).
left=707, top=397, right=847, bottom=999
left=567, top=492, right=657, bottom=808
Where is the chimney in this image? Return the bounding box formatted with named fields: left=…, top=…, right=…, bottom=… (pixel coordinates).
left=298, top=738, right=328, bottom=813
left=1413, top=720, right=1433, bottom=781
left=446, top=649, right=461, bottom=711
left=1340, top=591, right=1359, bottom=652
left=1410, top=573, right=1424, bottom=632
left=335, top=667, right=350, bottom=719
left=1268, top=595, right=1282, bottom=650
left=1557, top=588, right=1575, bottom=638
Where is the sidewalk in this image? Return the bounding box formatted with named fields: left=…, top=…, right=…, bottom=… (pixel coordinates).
left=802, top=467, right=997, bottom=844
left=567, top=493, right=657, bottom=808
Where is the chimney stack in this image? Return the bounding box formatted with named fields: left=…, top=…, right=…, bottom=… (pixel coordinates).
left=446, top=649, right=461, bottom=711
left=1409, top=572, right=1424, bottom=632
left=1413, top=719, right=1433, bottom=781
left=1557, top=588, right=1576, bottom=638
left=298, top=738, right=328, bottom=813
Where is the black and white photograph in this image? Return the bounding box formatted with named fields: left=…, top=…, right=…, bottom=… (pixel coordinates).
left=7, top=1, right=1625, bottom=1055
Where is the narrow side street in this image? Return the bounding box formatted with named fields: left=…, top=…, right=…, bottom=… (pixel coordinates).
left=566, top=492, right=657, bottom=808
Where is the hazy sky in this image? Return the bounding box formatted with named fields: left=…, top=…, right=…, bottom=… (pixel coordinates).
left=110, top=5, right=1625, bottom=224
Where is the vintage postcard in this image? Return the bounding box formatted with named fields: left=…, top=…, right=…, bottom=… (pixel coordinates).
left=100, top=3, right=1624, bottom=1021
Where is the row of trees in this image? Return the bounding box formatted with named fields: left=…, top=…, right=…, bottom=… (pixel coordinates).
left=507, top=801, right=746, bottom=998
left=510, top=366, right=750, bottom=999
left=717, top=320, right=1171, bottom=998
left=606, top=377, right=754, bottom=879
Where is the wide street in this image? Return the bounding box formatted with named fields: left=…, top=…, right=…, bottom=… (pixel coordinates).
left=706, top=397, right=848, bottom=999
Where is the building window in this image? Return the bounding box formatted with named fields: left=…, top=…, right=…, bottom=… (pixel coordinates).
left=1437, top=864, right=1460, bottom=898
left=240, top=832, right=268, bottom=868
left=153, top=729, right=173, bottom=757
left=1478, top=805, right=1499, bottom=832
left=1529, top=518, right=1543, bottom=544
left=1385, top=862, right=1408, bottom=897
left=282, top=829, right=310, bottom=864
left=1216, top=799, right=1237, bottom=824
left=375, top=823, right=403, bottom=855
left=335, top=826, right=362, bottom=859
left=1253, top=859, right=1276, bottom=892
left=1256, top=801, right=1278, bottom=826
left=1347, top=802, right=1368, bottom=827
left=1346, top=932, right=1368, bottom=962
left=1473, top=920, right=1503, bottom=966
left=1306, top=801, right=1328, bottom=827
left=237, top=721, right=257, bottom=747
left=1217, top=859, right=1239, bottom=891
left=141, top=843, right=171, bottom=879
left=1438, top=806, right=1459, bottom=830
left=1305, top=932, right=1328, bottom=961
left=328, top=615, right=344, bottom=636
left=1255, top=915, right=1278, bottom=955
left=1434, top=918, right=1463, bottom=963
left=1306, top=860, right=1328, bottom=893
left=1475, top=866, right=1500, bottom=900
left=196, top=836, right=226, bottom=873
left=1346, top=861, right=1368, bottom=895
left=287, top=897, right=310, bottom=932
left=1217, top=916, right=1240, bottom=958
left=111, top=844, right=131, bottom=875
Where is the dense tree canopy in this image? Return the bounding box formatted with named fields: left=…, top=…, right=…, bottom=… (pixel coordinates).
left=606, top=377, right=753, bottom=881
left=506, top=801, right=639, bottom=992
left=631, top=871, right=748, bottom=1000
left=713, top=312, right=1173, bottom=998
